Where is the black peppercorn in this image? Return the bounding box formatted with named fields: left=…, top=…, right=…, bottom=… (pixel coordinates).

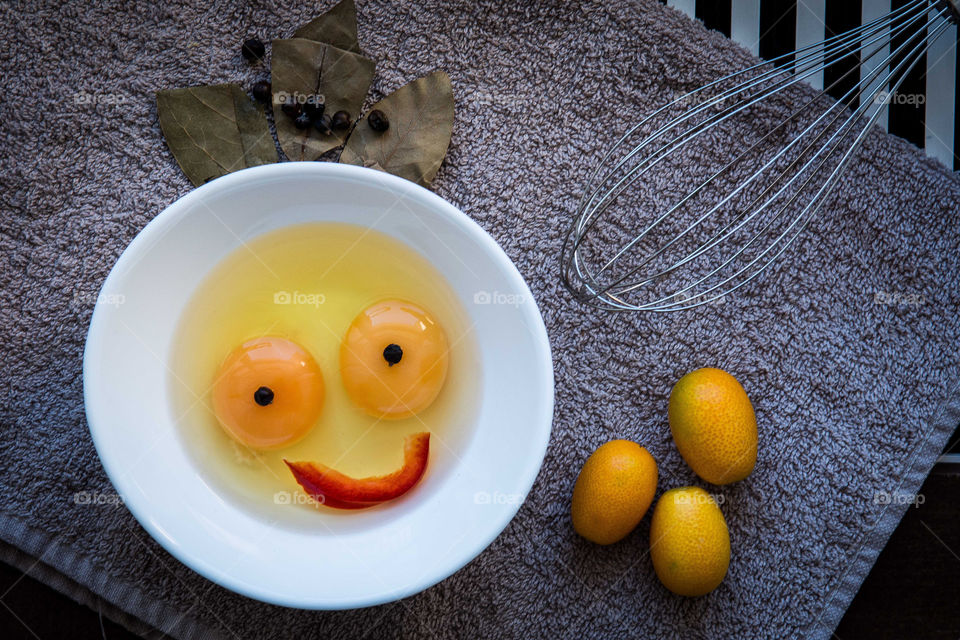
left=368, top=109, right=389, bottom=132
left=294, top=112, right=312, bottom=129
left=280, top=98, right=301, bottom=119
left=251, top=80, right=271, bottom=104
left=314, top=114, right=333, bottom=135
left=253, top=386, right=274, bottom=406
left=241, top=38, right=266, bottom=62
left=383, top=343, right=403, bottom=366
left=331, top=110, right=351, bottom=130
left=303, top=94, right=325, bottom=121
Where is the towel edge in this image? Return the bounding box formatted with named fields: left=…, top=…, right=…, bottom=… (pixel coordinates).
left=0, top=513, right=220, bottom=640
left=809, top=375, right=960, bottom=638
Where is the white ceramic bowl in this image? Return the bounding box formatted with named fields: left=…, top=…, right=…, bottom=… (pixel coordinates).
left=83, top=163, right=554, bottom=609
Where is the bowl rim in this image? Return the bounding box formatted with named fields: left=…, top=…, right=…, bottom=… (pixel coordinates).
left=82, top=162, right=555, bottom=609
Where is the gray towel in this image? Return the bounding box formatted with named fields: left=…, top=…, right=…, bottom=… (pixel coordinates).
left=2, top=0, right=959, bottom=638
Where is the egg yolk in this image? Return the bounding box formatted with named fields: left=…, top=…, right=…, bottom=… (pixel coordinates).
left=212, top=336, right=325, bottom=449
left=340, top=300, right=449, bottom=419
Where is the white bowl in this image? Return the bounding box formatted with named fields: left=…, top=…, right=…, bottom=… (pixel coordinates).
left=83, top=163, right=554, bottom=609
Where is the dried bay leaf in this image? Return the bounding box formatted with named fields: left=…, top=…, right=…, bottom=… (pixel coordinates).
left=271, top=38, right=375, bottom=161
left=340, top=71, right=454, bottom=187
left=156, top=83, right=277, bottom=187
left=294, top=0, right=361, bottom=53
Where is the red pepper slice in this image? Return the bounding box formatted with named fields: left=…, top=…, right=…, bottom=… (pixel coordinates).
left=284, top=432, right=430, bottom=509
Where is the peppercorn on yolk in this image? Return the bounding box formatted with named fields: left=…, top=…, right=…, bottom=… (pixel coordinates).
left=340, top=300, right=449, bottom=419
left=212, top=336, right=325, bottom=449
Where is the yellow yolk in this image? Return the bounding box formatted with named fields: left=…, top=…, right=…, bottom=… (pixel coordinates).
left=212, top=336, right=325, bottom=449
left=340, top=300, right=449, bottom=419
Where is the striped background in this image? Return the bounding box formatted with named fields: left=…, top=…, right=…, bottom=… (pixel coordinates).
left=662, top=0, right=959, bottom=170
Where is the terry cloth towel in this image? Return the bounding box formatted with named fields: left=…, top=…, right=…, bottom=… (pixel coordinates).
left=2, top=0, right=960, bottom=638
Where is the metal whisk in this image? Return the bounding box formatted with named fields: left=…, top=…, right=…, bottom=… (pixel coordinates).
left=561, top=0, right=958, bottom=311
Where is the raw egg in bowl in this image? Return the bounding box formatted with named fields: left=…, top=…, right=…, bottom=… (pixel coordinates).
left=82, top=163, right=554, bottom=609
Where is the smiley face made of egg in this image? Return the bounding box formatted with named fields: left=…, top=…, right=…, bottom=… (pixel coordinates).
left=211, top=299, right=446, bottom=509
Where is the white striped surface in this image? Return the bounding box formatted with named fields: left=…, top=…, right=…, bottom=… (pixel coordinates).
left=925, top=9, right=957, bottom=166
left=861, top=0, right=892, bottom=130
left=796, top=0, right=826, bottom=90
left=666, top=0, right=695, bottom=19
left=711, top=0, right=957, bottom=165
left=731, top=0, right=761, bottom=56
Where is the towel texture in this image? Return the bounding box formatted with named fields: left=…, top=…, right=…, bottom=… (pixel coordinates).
left=2, top=0, right=959, bottom=638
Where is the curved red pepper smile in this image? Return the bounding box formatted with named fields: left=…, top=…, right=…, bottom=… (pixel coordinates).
left=284, top=432, right=430, bottom=509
